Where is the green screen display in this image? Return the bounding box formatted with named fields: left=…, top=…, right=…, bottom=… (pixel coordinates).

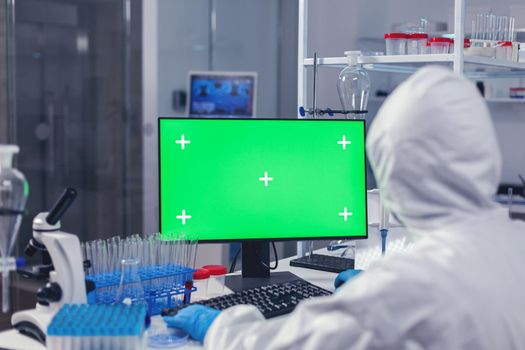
left=159, top=118, right=367, bottom=241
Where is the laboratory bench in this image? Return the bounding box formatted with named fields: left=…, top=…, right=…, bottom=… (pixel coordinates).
left=0, top=249, right=338, bottom=350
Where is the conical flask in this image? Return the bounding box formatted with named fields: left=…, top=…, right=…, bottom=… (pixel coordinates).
left=337, top=51, right=370, bottom=119
left=115, top=258, right=145, bottom=304
left=0, top=145, right=28, bottom=313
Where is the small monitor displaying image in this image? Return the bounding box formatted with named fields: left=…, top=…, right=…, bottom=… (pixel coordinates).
left=187, top=71, right=257, bottom=117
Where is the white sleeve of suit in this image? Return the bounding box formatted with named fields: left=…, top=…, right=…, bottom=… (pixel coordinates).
left=203, top=263, right=433, bottom=350
left=204, top=294, right=370, bottom=350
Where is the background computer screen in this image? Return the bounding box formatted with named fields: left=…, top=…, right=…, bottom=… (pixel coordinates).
left=159, top=118, right=367, bottom=242
left=187, top=71, right=257, bottom=117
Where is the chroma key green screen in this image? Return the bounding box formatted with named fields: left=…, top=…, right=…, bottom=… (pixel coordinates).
left=159, top=118, right=368, bottom=242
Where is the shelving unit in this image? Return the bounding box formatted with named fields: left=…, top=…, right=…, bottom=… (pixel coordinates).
left=303, top=54, right=525, bottom=79
left=369, top=95, right=525, bottom=104
left=296, top=0, right=525, bottom=256
left=485, top=98, right=525, bottom=103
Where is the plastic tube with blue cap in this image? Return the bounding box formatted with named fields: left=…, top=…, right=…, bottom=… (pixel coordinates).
left=379, top=192, right=389, bottom=256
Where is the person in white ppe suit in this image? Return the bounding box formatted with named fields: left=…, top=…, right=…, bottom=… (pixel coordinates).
left=166, top=66, right=525, bottom=349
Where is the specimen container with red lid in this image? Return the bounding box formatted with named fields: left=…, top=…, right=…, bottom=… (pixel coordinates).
left=202, top=265, right=227, bottom=296
left=192, top=268, right=211, bottom=301
left=496, top=41, right=513, bottom=61
left=429, top=37, right=453, bottom=54
left=384, top=33, right=409, bottom=55
left=407, top=33, right=429, bottom=55
left=450, top=38, right=472, bottom=53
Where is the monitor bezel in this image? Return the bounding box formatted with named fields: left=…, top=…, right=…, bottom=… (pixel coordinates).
left=186, top=71, right=258, bottom=118
left=158, top=117, right=368, bottom=243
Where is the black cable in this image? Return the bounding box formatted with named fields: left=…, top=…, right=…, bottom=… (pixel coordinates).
left=261, top=241, right=278, bottom=270
left=270, top=241, right=278, bottom=270
left=230, top=242, right=279, bottom=273
left=229, top=247, right=241, bottom=273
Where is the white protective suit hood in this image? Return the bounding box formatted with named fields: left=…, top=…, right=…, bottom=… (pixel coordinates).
left=366, top=66, right=502, bottom=232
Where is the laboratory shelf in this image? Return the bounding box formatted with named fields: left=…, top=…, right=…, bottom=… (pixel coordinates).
left=485, top=98, right=525, bottom=103
left=369, top=96, right=525, bottom=104
left=303, top=54, right=453, bottom=68
left=303, top=54, right=525, bottom=79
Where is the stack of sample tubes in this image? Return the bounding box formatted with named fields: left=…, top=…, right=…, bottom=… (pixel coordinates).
left=471, top=13, right=516, bottom=42
left=47, top=304, right=147, bottom=350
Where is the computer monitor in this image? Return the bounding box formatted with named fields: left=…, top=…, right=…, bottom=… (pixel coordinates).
left=158, top=118, right=367, bottom=287
left=187, top=71, right=257, bottom=117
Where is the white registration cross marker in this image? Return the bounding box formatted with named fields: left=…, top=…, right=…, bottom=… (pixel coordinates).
left=259, top=171, right=274, bottom=187
left=338, top=135, right=351, bottom=150
left=176, top=209, right=192, bottom=225
left=339, top=206, right=353, bottom=222
left=176, top=134, right=191, bottom=150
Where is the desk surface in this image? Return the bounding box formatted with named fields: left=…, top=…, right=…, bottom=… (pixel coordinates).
left=0, top=250, right=337, bottom=350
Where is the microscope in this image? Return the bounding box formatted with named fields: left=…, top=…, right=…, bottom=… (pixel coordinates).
left=11, top=188, right=87, bottom=344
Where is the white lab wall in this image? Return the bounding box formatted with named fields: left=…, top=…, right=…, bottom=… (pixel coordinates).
left=144, top=0, right=215, bottom=241
left=307, top=0, right=525, bottom=184
left=143, top=0, right=222, bottom=266
left=490, top=103, right=525, bottom=182
left=142, top=0, right=159, bottom=237
left=157, top=0, right=210, bottom=117
left=213, top=0, right=279, bottom=118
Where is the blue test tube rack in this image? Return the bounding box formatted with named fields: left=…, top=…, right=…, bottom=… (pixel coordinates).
left=86, top=264, right=195, bottom=315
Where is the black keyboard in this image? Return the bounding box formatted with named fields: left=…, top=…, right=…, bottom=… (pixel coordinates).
left=162, top=279, right=332, bottom=319
left=290, top=254, right=355, bottom=273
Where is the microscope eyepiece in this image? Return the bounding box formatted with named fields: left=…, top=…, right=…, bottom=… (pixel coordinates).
left=46, top=187, right=77, bottom=226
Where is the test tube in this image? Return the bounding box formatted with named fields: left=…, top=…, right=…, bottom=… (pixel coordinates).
left=485, top=14, right=492, bottom=40
left=509, top=16, right=515, bottom=42
left=480, top=14, right=487, bottom=40
left=190, top=234, right=199, bottom=269
left=508, top=187, right=513, bottom=217
left=487, top=14, right=492, bottom=40
left=497, top=15, right=502, bottom=40
left=472, top=15, right=480, bottom=39
left=501, top=16, right=508, bottom=42
left=92, top=241, right=99, bottom=275
left=488, top=13, right=496, bottom=41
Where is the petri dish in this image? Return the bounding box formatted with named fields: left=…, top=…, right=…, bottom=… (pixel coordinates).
left=148, top=327, right=190, bottom=348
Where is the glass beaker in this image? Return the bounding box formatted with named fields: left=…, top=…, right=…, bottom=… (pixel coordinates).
left=337, top=51, right=370, bottom=120
left=0, top=145, right=28, bottom=313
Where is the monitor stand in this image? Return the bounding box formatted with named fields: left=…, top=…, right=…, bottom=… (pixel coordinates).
left=225, top=241, right=301, bottom=292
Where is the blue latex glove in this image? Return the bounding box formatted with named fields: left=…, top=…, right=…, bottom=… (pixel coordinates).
left=163, top=304, right=221, bottom=343
left=334, top=269, right=363, bottom=289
